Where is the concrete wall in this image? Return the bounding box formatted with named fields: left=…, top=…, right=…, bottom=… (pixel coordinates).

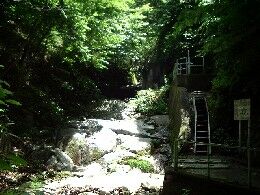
left=168, top=82, right=191, bottom=153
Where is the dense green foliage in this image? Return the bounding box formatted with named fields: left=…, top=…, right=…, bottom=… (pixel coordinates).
left=0, top=70, right=26, bottom=171
left=0, top=0, right=259, bottom=171
left=138, top=0, right=260, bottom=144
left=0, top=0, right=153, bottom=142
left=130, top=85, right=169, bottom=116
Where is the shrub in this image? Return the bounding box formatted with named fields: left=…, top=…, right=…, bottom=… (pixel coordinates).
left=129, top=85, right=169, bottom=116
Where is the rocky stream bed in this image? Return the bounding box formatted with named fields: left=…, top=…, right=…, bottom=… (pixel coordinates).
left=32, top=100, right=171, bottom=195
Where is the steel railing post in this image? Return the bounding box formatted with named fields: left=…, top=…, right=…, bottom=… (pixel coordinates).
left=207, top=144, right=210, bottom=179
left=247, top=119, right=251, bottom=189
left=174, top=139, right=178, bottom=171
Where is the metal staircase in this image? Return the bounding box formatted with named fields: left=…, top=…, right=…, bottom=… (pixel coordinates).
left=192, top=91, right=211, bottom=153
left=173, top=51, right=211, bottom=154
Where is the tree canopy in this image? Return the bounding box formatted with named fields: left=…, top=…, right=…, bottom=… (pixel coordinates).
left=0, top=0, right=259, bottom=162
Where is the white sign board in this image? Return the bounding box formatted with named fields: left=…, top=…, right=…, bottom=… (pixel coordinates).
left=234, top=99, right=250, bottom=120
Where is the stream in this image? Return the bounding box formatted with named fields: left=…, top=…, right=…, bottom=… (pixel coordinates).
left=40, top=100, right=171, bottom=194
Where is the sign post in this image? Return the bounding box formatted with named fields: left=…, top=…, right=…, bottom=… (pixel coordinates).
left=234, top=99, right=251, bottom=146
left=234, top=99, right=251, bottom=188
left=239, top=120, right=241, bottom=147
left=234, top=99, right=250, bottom=121
left=248, top=117, right=251, bottom=188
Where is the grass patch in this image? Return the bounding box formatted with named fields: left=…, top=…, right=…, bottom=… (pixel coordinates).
left=121, top=157, right=154, bottom=173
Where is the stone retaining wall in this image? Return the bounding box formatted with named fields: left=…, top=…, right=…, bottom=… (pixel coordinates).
left=168, top=82, right=191, bottom=156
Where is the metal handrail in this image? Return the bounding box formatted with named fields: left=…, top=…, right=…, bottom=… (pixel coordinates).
left=173, top=50, right=205, bottom=78
left=205, top=97, right=211, bottom=154
left=176, top=139, right=260, bottom=151
left=189, top=64, right=204, bottom=67
left=193, top=97, right=197, bottom=153
left=173, top=138, right=260, bottom=188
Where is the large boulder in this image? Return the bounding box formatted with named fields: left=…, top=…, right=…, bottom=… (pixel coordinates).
left=117, top=134, right=151, bottom=154
left=86, top=128, right=118, bottom=160
left=65, top=128, right=118, bottom=165
left=65, top=133, right=89, bottom=165
left=47, top=148, right=74, bottom=171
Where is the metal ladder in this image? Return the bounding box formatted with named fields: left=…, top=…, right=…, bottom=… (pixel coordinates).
left=192, top=91, right=211, bottom=153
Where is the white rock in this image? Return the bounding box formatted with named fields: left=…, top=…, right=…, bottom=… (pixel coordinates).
left=86, top=171, right=144, bottom=193
left=117, top=134, right=151, bottom=153
left=141, top=174, right=164, bottom=190
left=42, top=102, right=170, bottom=194
left=108, top=164, right=132, bottom=174
left=87, top=128, right=117, bottom=153
left=101, top=148, right=136, bottom=164
left=73, top=132, right=87, bottom=139
left=80, top=162, right=107, bottom=177
left=44, top=171, right=164, bottom=194
left=127, top=168, right=143, bottom=175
